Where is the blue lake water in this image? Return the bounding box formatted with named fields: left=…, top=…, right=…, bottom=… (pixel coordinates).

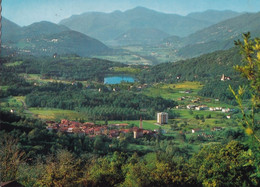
left=104, top=75, right=135, bottom=84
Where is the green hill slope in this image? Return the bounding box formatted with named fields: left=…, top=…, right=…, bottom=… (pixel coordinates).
left=184, top=12, right=260, bottom=45
left=139, top=47, right=242, bottom=83
left=139, top=47, right=248, bottom=104
left=168, top=12, right=260, bottom=58
left=2, top=18, right=111, bottom=57
left=21, top=21, right=70, bottom=38
left=2, top=17, right=22, bottom=43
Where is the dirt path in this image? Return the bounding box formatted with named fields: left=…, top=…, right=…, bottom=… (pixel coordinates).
left=19, top=99, right=34, bottom=116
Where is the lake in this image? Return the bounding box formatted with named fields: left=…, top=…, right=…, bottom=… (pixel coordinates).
left=104, top=75, right=135, bottom=84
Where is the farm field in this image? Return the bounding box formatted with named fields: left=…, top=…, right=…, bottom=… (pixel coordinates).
left=142, top=81, right=203, bottom=100
left=143, top=81, right=235, bottom=107
left=105, top=120, right=160, bottom=131
left=28, top=108, right=86, bottom=121
left=0, top=96, right=25, bottom=111
left=93, top=53, right=152, bottom=65
left=4, top=61, right=23, bottom=67
left=94, top=44, right=182, bottom=65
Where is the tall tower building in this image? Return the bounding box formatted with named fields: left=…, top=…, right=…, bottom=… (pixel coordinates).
left=140, top=117, right=143, bottom=129
left=157, top=112, right=168, bottom=124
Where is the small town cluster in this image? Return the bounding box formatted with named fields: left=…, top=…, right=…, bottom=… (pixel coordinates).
left=46, top=118, right=158, bottom=139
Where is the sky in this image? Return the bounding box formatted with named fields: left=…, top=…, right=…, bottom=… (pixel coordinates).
left=2, top=0, right=260, bottom=26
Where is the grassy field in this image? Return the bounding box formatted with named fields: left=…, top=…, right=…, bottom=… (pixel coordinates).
left=0, top=96, right=24, bottom=110
left=106, top=120, right=160, bottom=131
left=0, top=86, right=9, bottom=91
left=16, top=41, right=32, bottom=49
left=120, top=45, right=182, bottom=64
left=143, top=81, right=235, bottom=108
left=142, top=81, right=203, bottom=100
left=93, top=54, right=152, bottom=65
left=127, top=144, right=154, bottom=152
left=112, top=67, right=141, bottom=74
left=28, top=108, right=86, bottom=121
left=4, top=61, right=23, bottom=67
left=20, top=73, right=89, bottom=85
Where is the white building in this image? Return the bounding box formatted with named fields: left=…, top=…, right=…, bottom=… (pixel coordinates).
left=187, top=104, right=197, bottom=110
left=157, top=112, right=168, bottom=124
left=222, top=108, right=231, bottom=113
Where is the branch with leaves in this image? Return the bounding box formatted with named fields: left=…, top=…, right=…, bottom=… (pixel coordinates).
left=230, top=32, right=260, bottom=143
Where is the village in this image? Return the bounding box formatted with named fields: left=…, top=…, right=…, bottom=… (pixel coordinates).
left=46, top=118, right=158, bottom=139
left=46, top=111, right=225, bottom=141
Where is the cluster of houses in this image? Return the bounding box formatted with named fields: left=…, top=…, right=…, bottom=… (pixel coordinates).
left=186, top=104, right=209, bottom=110
left=182, top=104, right=234, bottom=113
left=97, top=84, right=149, bottom=93
left=192, top=126, right=223, bottom=134
left=209, top=107, right=234, bottom=113
left=46, top=119, right=157, bottom=139
left=191, top=126, right=223, bottom=139
left=184, top=104, right=234, bottom=119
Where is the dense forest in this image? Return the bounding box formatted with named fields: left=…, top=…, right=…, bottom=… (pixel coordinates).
left=4, top=56, right=127, bottom=81
left=24, top=82, right=176, bottom=120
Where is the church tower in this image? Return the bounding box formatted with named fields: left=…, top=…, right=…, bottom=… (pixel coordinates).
left=140, top=117, right=143, bottom=129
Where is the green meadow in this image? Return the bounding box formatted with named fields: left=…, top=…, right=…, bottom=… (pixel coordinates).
left=28, top=108, right=86, bottom=121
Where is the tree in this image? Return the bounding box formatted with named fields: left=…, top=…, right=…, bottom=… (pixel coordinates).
left=230, top=32, right=260, bottom=183
left=230, top=32, right=260, bottom=143
left=36, top=150, right=83, bottom=186
left=190, top=141, right=257, bottom=186
left=84, top=152, right=126, bottom=186
left=0, top=135, right=25, bottom=182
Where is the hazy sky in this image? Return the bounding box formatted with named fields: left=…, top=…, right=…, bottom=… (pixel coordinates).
left=3, top=0, right=260, bottom=26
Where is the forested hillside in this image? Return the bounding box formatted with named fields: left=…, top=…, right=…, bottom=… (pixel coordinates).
left=175, top=12, right=260, bottom=58
left=139, top=47, right=242, bottom=83
left=2, top=18, right=111, bottom=57
left=138, top=47, right=250, bottom=103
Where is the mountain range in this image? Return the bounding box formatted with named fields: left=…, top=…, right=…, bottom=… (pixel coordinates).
left=59, top=7, right=242, bottom=44
left=2, top=7, right=260, bottom=60
left=173, top=12, right=260, bottom=58
left=2, top=19, right=111, bottom=56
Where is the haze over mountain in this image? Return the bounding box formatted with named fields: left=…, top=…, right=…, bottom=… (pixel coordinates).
left=3, top=7, right=259, bottom=62
left=59, top=7, right=228, bottom=44
left=184, top=12, right=260, bottom=45
left=2, top=17, right=22, bottom=43
left=114, top=28, right=170, bottom=46
left=21, top=21, right=70, bottom=39
left=2, top=18, right=111, bottom=56
left=165, top=12, right=260, bottom=58
left=186, top=10, right=242, bottom=24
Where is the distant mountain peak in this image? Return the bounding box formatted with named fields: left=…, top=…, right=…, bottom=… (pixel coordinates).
left=59, top=7, right=214, bottom=43
left=125, top=6, right=158, bottom=14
